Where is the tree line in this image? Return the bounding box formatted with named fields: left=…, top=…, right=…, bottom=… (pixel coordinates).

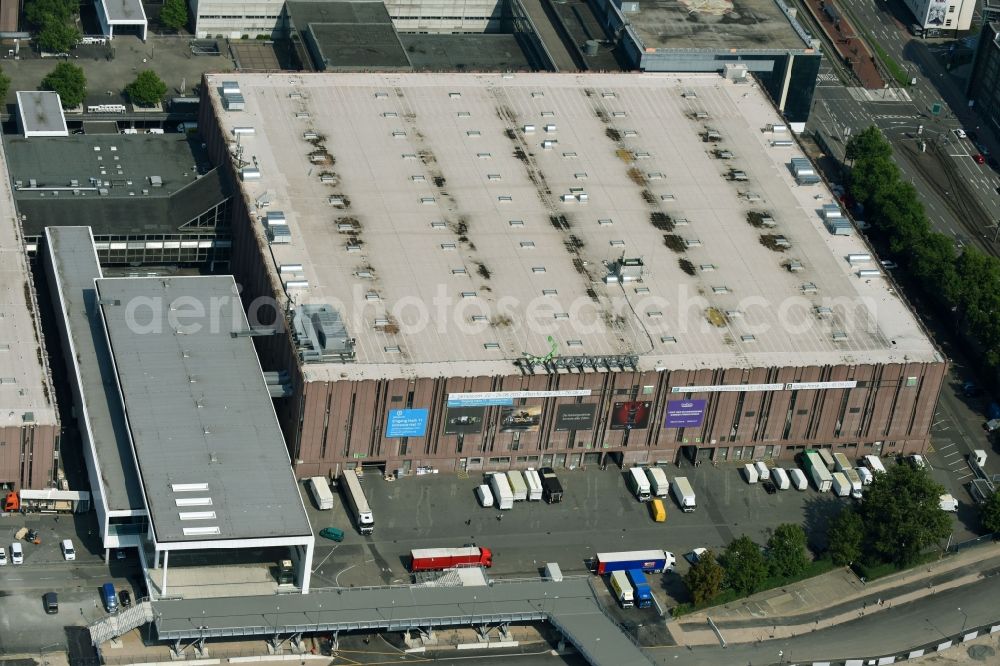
left=846, top=126, right=1000, bottom=367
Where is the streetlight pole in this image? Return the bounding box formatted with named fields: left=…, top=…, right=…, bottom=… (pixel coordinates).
left=958, top=607, right=968, bottom=633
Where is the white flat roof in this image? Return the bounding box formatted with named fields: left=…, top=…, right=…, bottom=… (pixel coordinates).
left=0, top=139, right=57, bottom=427
left=206, top=72, right=939, bottom=383
left=16, top=91, right=68, bottom=136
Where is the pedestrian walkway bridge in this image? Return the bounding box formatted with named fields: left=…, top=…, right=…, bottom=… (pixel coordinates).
left=90, top=577, right=653, bottom=666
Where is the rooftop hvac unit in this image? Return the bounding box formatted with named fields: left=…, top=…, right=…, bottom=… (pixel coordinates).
left=284, top=279, right=309, bottom=290
left=269, top=225, right=291, bottom=244
left=857, top=269, right=882, bottom=278
left=771, top=139, right=794, bottom=147
left=292, top=304, right=356, bottom=363
left=224, top=94, right=245, bottom=111
left=266, top=211, right=287, bottom=225
left=822, top=203, right=843, bottom=219
left=523, top=124, right=536, bottom=133
left=232, top=126, right=255, bottom=135
left=240, top=167, right=260, bottom=181
left=827, top=219, right=852, bottom=235
left=279, top=263, right=304, bottom=274
left=847, top=253, right=871, bottom=264
left=221, top=81, right=241, bottom=95
left=149, top=175, right=163, bottom=187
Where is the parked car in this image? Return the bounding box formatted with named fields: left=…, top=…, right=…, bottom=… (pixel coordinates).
left=0, top=547, right=6, bottom=565
left=880, top=260, right=898, bottom=270
left=43, top=592, right=58, bottom=615
left=762, top=480, right=777, bottom=495
left=61, top=539, right=75, bottom=561
left=119, top=589, right=132, bottom=609
left=953, top=128, right=967, bottom=138
left=10, top=542, right=23, bottom=564
left=973, top=153, right=986, bottom=165
left=908, top=454, right=927, bottom=470
left=963, top=381, right=982, bottom=397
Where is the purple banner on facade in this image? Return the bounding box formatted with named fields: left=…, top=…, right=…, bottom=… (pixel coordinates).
left=665, top=399, right=706, bottom=428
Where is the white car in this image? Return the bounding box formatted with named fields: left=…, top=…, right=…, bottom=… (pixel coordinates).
left=909, top=454, right=927, bottom=470
left=0, top=547, right=7, bottom=565
left=953, top=129, right=967, bottom=139
left=61, top=539, right=76, bottom=561
left=880, top=260, right=898, bottom=270
left=10, top=542, right=23, bottom=565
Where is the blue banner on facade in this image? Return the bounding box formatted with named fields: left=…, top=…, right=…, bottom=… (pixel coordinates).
left=385, top=409, right=429, bottom=438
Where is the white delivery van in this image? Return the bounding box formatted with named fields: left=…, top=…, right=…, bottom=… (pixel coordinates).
left=787, top=468, right=808, bottom=490
left=743, top=463, right=759, bottom=484
left=11, top=542, right=23, bottom=564
left=771, top=467, right=790, bottom=490
left=856, top=467, right=873, bottom=486
left=754, top=461, right=770, bottom=481
left=475, top=484, right=494, bottom=508
left=61, top=539, right=76, bottom=561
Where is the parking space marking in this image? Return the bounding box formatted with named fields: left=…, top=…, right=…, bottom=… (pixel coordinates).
left=955, top=472, right=973, bottom=482
left=943, top=451, right=960, bottom=458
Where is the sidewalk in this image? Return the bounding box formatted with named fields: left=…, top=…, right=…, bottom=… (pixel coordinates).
left=667, top=541, right=1000, bottom=646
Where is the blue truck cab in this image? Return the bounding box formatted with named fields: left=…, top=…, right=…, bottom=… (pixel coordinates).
left=626, top=569, right=654, bottom=609
left=102, top=583, right=118, bottom=613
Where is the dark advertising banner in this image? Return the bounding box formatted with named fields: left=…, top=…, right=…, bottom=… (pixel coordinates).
left=665, top=399, right=707, bottom=428
left=500, top=405, right=542, bottom=432
left=554, top=403, right=597, bottom=431
left=443, top=406, right=486, bottom=435
left=610, top=401, right=652, bottom=430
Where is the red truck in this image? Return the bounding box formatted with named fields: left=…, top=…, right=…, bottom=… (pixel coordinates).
left=410, top=546, right=493, bottom=572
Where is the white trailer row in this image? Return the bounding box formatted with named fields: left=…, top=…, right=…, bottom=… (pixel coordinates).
left=743, top=452, right=892, bottom=496
left=481, top=469, right=545, bottom=509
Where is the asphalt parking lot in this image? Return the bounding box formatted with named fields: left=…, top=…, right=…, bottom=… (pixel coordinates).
left=305, top=463, right=864, bottom=598
left=0, top=511, right=138, bottom=656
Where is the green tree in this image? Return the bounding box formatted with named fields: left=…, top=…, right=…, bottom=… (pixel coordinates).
left=982, top=490, right=1000, bottom=534
left=159, top=0, right=189, bottom=32
left=855, top=463, right=950, bottom=566
left=827, top=507, right=864, bottom=566
left=125, top=70, right=167, bottom=107
left=24, top=0, right=76, bottom=30
left=41, top=62, right=86, bottom=108
left=766, top=523, right=809, bottom=578
left=684, top=549, right=724, bottom=605
left=848, top=155, right=899, bottom=208
left=36, top=20, right=80, bottom=54
left=722, top=535, right=767, bottom=596
left=0, top=66, right=10, bottom=105
left=845, top=126, right=892, bottom=162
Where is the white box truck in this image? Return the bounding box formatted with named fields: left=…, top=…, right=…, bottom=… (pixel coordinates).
left=939, top=494, right=959, bottom=512
left=856, top=467, right=873, bottom=486
left=524, top=469, right=543, bottom=501
left=743, top=463, right=759, bottom=484
left=628, top=467, right=652, bottom=501
left=754, top=461, right=770, bottom=481
left=646, top=467, right=670, bottom=497
left=507, top=470, right=528, bottom=501
left=787, top=468, right=808, bottom=490
left=475, top=484, right=494, bottom=508
left=671, top=476, right=696, bottom=512
left=831, top=472, right=851, bottom=497
left=308, top=476, right=335, bottom=510
left=842, top=468, right=863, bottom=498
left=490, top=473, right=514, bottom=510
left=832, top=452, right=853, bottom=474
left=818, top=449, right=836, bottom=471
left=610, top=570, right=635, bottom=608
left=771, top=467, right=790, bottom=490
left=803, top=451, right=833, bottom=492
left=862, top=455, right=887, bottom=474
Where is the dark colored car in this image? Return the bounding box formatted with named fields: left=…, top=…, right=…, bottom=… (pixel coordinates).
left=762, top=480, right=777, bottom=495
left=119, top=589, right=132, bottom=609
left=43, top=592, right=58, bottom=614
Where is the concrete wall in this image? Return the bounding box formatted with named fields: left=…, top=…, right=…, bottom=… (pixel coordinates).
left=0, top=424, right=59, bottom=489
left=968, top=23, right=1000, bottom=131
left=192, top=0, right=287, bottom=38
left=386, top=0, right=503, bottom=32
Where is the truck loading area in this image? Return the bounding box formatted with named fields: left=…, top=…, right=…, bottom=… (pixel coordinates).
left=88, top=578, right=653, bottom=666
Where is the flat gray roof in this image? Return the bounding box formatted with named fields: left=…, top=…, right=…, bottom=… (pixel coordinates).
left=5, top=134, right=230, bottom=237
left=102, top=0, right=146, bottom=22
left=206, top=72, right=938, bottom=383
left=399, top=34, right=535, bottom=71
left=16, top=91, right=68, bottom=135
left=147, top=578, right=653, bottom=666
left=45, top=227, right=144, bottom=513
left=627, top=0, right=810, bottom=51
left=94, top=276, right=311, bottom=543
left=0, top=139, right=57, bottom=429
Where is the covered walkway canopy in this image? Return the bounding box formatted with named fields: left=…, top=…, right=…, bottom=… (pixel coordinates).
left=97, top=0, right=147, bottom=40
left=141, top=578, right=653, bottom=666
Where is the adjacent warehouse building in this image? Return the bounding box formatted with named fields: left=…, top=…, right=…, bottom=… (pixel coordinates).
left=0, top=127, right=59, bottom=491
left=45, top=229, right=314, bottom=594
left=201, top=72, right=944, bottom=479
left=968, top=22, right=1000, bottom=131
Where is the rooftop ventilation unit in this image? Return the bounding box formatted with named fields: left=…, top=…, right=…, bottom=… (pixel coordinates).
left=223, top=94, right=245, bottom=111
left=240, top=167, right=260, bottom=181
left=292, top=304, right=356, bottom=363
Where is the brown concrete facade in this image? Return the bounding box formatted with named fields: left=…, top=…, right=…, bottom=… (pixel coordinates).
left=199, top=80, right=948, bottom=479
left=0, top=424, right=60, bottom=489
